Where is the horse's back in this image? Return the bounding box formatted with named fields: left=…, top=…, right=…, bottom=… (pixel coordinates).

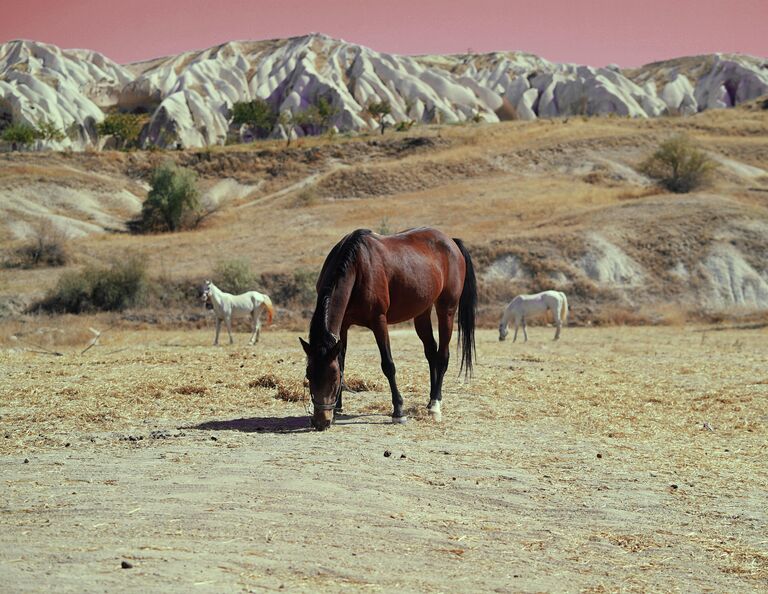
left=354, top=227, right=465, bottom=323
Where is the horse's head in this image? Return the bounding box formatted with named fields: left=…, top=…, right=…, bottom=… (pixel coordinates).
left=200, top=280, right=212, bottom=304
left=300, top=336, right=342, bottom=431
left=498, top=321, right=508, bottom=341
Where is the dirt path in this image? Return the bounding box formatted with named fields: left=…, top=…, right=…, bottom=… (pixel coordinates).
left=1, top=326, right=767, bottom=592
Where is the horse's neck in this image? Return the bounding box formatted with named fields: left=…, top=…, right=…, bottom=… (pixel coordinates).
left=318, top=273, right=355, bottom=338
left=209, top=285, right=226, bottom=311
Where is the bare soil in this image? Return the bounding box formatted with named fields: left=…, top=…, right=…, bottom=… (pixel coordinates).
left=1, top=325, right=766, bottom=593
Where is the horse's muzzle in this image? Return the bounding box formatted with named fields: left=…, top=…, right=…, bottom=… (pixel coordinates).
left=311, top=412, right=333, bottom=431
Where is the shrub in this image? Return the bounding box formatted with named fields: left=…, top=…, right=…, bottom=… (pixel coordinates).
left=639, top=135, right=715, bottom=193
left=8, top=221, right=69, bottom=268
left=1, top=123, right=38, bottom=150
left=292, top=187, right=320, bottom=207
left=37, top=258, right=148, bottom=313
left=214, top=259, right=256, bottom=294
left=36, top=120, right=66, bottom=142
left=141, top=162, right=200, bottom=232
left=97, top=113, right=144, bottom=149
left=367, top=100, right=391, bottom=134
left=231, top=99, right=277, bottom=138
left=258, top=269, right=316, bottom=308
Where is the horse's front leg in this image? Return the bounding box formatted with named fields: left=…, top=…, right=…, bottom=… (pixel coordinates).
left=214, top=318, right=221, bottom=346
left=522, top=317, right=528, bottom=342
left=372, top=316, right=405, bottom=423
left=513, top=316, right=519, bottom=343
left=226, top=315, right=234, bottom=345
left=336, top=327, right=349, bottom=413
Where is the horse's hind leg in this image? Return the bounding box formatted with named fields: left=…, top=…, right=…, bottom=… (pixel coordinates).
left=429, top=303, right=456, bottom=422
left=553, top=307, right=561, bottom=341
left=414, top=310, right=438, bottom=403
left=248, top=310, right=260, bottom=345
left=226, top=316, right=234, bottom=345
left=372, top=315, right=405, bottom=423
left=522, top=317, right=528, bottom=342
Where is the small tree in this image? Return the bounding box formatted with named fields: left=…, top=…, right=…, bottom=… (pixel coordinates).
left=36, top=120, right=66, bottom=142
left=11, top=221, right=69, bottom=268
left=1, top=123, right=38, bottom=150
left=367, top=100, right=392, bottom=134
left=97, top=113, right=144, bottom=150
left=141, top=162, right=200, bottom=232
left=640, top=135, right=715, bottom=193
left=294, top=96, right=339, bottom=136
left=231, top=99, right=277, bottom=139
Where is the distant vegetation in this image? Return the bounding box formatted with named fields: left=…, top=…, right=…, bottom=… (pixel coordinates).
left=366, top=100, right=391, bottom=134
left=231, top=99, right=277, bottom=139
left=37, top=258, right=147, bottom=313
left=4, top=221, right=70, bottom=269
left=640, top=135, right=715, bottom=193
left=1, top=120, right=65, bottom=150
left=140, top=162, right=201, bottom=232
left=96, top=113, right=145, bottom=150
left=214, top=259, right=257, bottom=294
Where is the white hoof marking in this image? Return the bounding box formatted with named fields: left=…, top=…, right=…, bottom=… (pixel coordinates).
left=392, top=416, right=408, bottom=424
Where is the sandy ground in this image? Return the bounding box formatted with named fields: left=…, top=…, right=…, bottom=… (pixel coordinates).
left=1, top=325, right=767, bottom=593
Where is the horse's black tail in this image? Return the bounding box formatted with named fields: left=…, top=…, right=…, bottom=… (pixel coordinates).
left=453, top=238, right=477, bottom=378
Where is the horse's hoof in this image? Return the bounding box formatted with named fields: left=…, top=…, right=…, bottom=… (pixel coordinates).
left=391, top=415, right=408, bottom=424
left=427, top=400, right=442, bottom=423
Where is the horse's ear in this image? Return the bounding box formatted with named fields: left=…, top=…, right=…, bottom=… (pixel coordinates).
left=299, top=337, right=311, bottom=355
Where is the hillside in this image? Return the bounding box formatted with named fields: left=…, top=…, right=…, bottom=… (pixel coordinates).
left=1, top=35, right=767, bottom=150
left=1, top=106, right=767, bottom=325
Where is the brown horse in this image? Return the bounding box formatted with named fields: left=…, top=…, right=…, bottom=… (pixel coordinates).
left=300, top=227, right=477, bottom=431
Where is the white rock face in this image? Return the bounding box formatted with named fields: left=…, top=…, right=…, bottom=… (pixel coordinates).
left=0, top=40, right=133, bottom=149
left=1, top=36, right=767, bottom=150
left=700, top=244, right=768, bottom=308
left=578, top=234, right=645, bottom=287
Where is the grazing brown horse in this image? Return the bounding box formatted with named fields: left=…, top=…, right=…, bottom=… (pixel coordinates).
left=300, top=227, right=477, bottom=431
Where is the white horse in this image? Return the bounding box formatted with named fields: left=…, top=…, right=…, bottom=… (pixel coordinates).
left=201, top=280, right=275, bottom=346
left=499, top=290, right=568, bottom=342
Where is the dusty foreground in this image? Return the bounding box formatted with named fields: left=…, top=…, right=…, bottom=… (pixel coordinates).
left=1, top=325, right=766, bottom=593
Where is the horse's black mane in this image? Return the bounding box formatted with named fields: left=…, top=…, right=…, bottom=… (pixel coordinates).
left=308, top=229, right=372, bottom=351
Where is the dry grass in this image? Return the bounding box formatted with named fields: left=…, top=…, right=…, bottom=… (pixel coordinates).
left=1, top=109, right=767, bottom=326
left=0, top=325, right=766, bottom=591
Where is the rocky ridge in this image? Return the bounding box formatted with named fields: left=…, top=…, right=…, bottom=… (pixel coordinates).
left=1, top=34, right=767, bottom=150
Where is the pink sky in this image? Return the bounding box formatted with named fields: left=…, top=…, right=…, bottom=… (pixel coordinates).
left=2, top=0, right=766, bottom=67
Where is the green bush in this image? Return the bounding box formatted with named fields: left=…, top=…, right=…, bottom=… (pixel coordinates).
left=231, top=99, right=277, bottom=138
left=36, top=120, right=66, bottom=142
left=640, top=135, right=715, bottom=193
left=214, top=259, right=256, bottom=294
left=97, top=113, right=145, bottom=149
left=38, top=258, right=147, bottom=313
left=141, top=162, right=200, bottom=232
left=1, top=123, right=38, bottom=149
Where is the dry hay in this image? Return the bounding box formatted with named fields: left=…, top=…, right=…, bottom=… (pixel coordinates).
left=249, top=372, right=305, bottom=402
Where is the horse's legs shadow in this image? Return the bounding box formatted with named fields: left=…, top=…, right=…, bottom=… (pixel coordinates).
left=190, top=416, right=311, bottom=434
left=188, top=412, right=391, bottom=434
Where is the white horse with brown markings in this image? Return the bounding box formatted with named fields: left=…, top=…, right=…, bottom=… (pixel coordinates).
left=201, top=280, right=274, bottom=345
left=499, top=290, right=568, bottom=342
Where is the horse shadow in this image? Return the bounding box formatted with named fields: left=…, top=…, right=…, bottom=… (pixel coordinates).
left=189, top=413, right=388, bottom=435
